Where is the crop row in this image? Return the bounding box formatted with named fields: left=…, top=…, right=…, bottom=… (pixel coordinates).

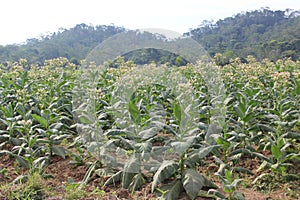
left=0, top=57, right=299, bottom=199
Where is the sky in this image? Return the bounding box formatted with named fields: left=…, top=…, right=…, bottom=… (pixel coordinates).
left=0, top=0, right=299, bottom=45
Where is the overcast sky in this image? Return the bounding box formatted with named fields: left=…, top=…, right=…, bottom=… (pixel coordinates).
left=0, top=0, right=299, bottom=45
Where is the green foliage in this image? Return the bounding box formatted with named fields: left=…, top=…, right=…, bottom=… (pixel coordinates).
left=1, top=8, right=300, bottom=65
left=152, top=160, right=179, bottom=192
left=122, top=48, right=188, bottom=66
left=186, top=8, right=300, bottom=63
left=0, top=24, right=125, bottom=64
left=0, top=58, right=299, bottom=199
left=7, top=172, right=46, bottom=200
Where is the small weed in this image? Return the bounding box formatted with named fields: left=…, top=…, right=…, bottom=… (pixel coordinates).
left=7, top=172, right=46, bottom=200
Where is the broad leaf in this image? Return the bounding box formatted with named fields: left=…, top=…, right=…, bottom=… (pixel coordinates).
left=182, top=169, right=204, bottom=200
left=52, top=146, right=66, bottom=159
left=233, top=167, right=254, bottom=175
left=161, top=180, right=183, bottom=200
left=252, top=173, right=272, bottom=185
left=216, top=137, right=230, bottom=150
left=186, top=145, right=218, bottom=167
left=252, top=152, right=272, bottom=163
left=198, top=145, right=218, bottom=159
left=104, top=171, right=123, bottom=186
left=202, top=174, right=218, bottom=189
left=14, top=154, right=30, bottom=169
left=139, top=127, right=157, bottom=140
left=78, top=113, right=95, bottom=125
left=0, top=150, right=11, bottom=157
left=152, top=160, right=178, bottom=192
left=285, top=132, right=300, bottom=140
left=31, top=114, right=48, bottom=128
left=173, top=102, right=182, bottom=124
left=128, top=173, right=145, bottom=192
left=207, top=189, right=226, bottom=199
left=122, top=158, right=140, bottom=188
left=234, top=103, right=246, bottom=119
left=271, top=144, right=281, bottom=160
left=229, top=148, right=251, bottom=156
left=128, top=100, right=141, bottom=124
left=243, top=112, right=254, bottom=123
left=104, top=129, right=128, bottom=137
left=231, top=178, right=243, bottom=188
left=171, top=141, right=190, bottom=154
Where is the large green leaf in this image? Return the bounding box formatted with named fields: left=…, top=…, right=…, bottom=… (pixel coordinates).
left=0, top=150, right=10, bottom=157
left=171, top=141, right=191, bottom=154
left=128, top=173, right=145, bottom=192
left=243, top=112, right=255, bottom=123
left=201, top=174, right=218, bottom=189
left=233, top=167, right=254, bottom=175
left=206, top=189, right=227, bottom=199
left=186, top=145, right=219, bottom=167
left=216, top=137, right=230, bottom=150
left=182, top=169, right=205, bottom=200
left=252, top=152, right=272, bottom=163
left=234, top=103, right=246, bottom=119
left=152, top=160, right=178, bottom=192
left=173, top=102, right=182, bottom=124
left=252, top=173, right=273, bottom=185
left=160, top=180, right=183, bottom=200
left=285, top=132, right=300, bottom=140
left=104, top=171, right=123, bottom=186
left=52, top=146, right=66, bottom=159
left=128, top=100, right=141, bottom=124
left=229, top=148, right=251, bottom=157
left=104, top=129, right=129, bottom=137
left=295, top=80, right=300, bottom=95
left=14, top=154, right=30, bottom=169
left=271, top=144, right=282, bottom=160
left=80, top=162, right=96, bottom=188
left=122, top=158, right=140, bottom=188
left=122, top=172, right=137, bottom=189
left=255, top=123, right=276, bottom=133
left=0, top=150, right=31, bottom=169
left=78, top=113, right=94, bottom=124
left=138, top=127, right=157, bottom=140
left=198, top=145, right=218, bottom=159
left=31, top=114, right=48, bottom=128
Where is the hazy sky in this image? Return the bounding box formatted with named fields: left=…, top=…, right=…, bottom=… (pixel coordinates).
left=0, top=0, right=299, bottom=45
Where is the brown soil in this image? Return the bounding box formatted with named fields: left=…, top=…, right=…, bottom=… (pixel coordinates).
left=0, top=153, right=299, bottom=200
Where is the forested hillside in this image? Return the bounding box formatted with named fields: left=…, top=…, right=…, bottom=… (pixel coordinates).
left=0, top=8, right=299, bottom=65
left=185, top=8, right=300, bottom=64
left=0, top=24, right=125, bottom=64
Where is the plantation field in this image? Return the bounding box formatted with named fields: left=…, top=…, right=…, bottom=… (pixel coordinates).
left=0, top=57, right=299, bottom=199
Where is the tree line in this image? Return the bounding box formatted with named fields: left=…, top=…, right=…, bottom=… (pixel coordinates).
left=185, top=8, right=300, bottom=65
left=0, top=8, right=299, bottom=66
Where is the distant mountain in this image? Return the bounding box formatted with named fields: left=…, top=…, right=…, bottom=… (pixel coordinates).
left=185, top=8, right=300, bottom=64
left=0, top=24, right=125, bottom=64
left=0, top=8, right=299, bottom=65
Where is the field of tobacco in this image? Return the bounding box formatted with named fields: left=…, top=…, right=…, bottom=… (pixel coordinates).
left=0, top=57, right=299, bottom=199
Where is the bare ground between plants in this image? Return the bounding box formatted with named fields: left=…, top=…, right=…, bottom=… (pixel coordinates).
left=0, top=154, right=299, bottom=200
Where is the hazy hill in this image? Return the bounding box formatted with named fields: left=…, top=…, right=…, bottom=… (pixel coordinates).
left=185, top=8, right=300, bottom=64
left=0, top=24, right=125, bottom=64
left=0, top=8, right=299, bottom=65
